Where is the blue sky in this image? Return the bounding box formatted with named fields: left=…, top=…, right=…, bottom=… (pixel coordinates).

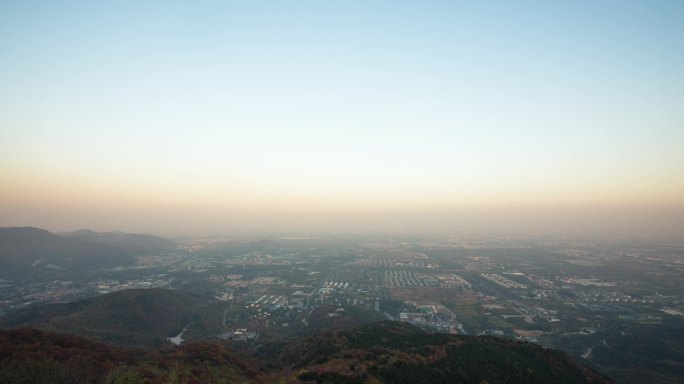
left=1, top=1, right=683, bottom=235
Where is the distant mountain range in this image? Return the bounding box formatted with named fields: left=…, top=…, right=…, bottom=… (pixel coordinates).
left=0, top=320, right=612, bottom=384
left=0, top=227, right=175, bottom=269
left=62, top=228, right=176, bottom=255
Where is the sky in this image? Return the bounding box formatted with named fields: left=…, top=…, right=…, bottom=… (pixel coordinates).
left=1, top=1, right=683, bottom=237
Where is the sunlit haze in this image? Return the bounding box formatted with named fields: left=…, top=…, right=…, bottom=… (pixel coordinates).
left=1, top=1, right=683, bottom=236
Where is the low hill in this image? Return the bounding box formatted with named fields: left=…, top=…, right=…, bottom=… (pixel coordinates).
left=0, top=288, right=226, bottom=347
left=0, top=227, right=137, bottom=269
left=0, top=322, right=612, bottom=384
left=63, top=229, right=176, bottom=255
left=259, top=321, right=613, bottom=383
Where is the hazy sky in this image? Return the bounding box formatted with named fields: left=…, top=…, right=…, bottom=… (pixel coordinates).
left=1, top=1, right=683, bottom=236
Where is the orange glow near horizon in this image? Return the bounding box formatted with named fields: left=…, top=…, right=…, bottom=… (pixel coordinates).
left=2, top=161, right=683, bottom=237
left=1, top=2, right=683, bottom=237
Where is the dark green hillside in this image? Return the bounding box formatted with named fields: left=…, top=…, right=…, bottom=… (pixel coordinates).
left=0, top=288, right=225, bottom=347
left=0, top=328, right=255, bottom=384
left=554, top=317, right=684, bottom=384
left=260, top=321, right=613, bottom=384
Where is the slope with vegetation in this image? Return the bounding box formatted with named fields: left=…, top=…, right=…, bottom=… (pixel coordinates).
left=0, top=288, right=225, bottom=347
left=0, top=321, right=612, bottom=384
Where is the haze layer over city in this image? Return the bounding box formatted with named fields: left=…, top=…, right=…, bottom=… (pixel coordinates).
left=1, top=1, right=683, bottom=238
left=1, top=2, right=684, bottom=384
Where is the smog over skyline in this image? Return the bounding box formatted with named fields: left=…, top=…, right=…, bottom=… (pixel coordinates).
left=1, top=1, right=683, bottom=237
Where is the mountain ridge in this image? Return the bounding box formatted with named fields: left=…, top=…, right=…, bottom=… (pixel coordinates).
left=62, top=228, right=176, bottom=255
left=0, top=322, right=613, bottom=384
left=0, top=227, right=176, bottom=270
